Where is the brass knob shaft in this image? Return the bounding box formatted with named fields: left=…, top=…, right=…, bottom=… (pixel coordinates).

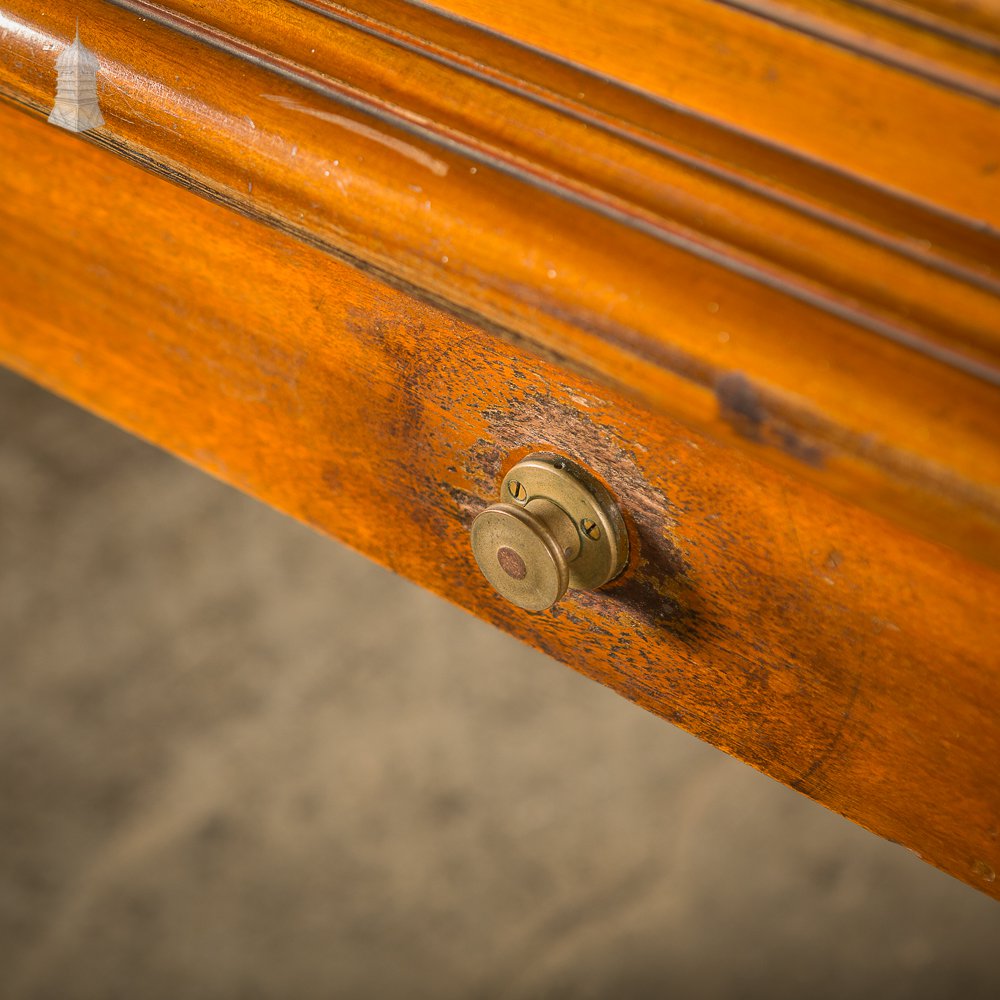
left=471, top=454, right=628, bottom=612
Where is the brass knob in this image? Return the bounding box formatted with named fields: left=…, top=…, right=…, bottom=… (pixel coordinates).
left=471, top=454, right=628, bottom=612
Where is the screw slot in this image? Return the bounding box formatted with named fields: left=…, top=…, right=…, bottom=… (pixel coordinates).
left=581, top=518, right=601, bottom=541
left=508, top=480, right=528, bottom=503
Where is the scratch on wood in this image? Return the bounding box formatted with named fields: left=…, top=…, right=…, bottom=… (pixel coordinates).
left=791, top=673, right=862, bottom=794
left=48, top=25, right=104, bottom=134
left=262, top=94, right=449, bottom=177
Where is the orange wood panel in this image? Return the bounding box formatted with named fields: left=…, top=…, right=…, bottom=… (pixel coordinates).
left=1, top=0, right=998, bottom=571
left=2, top=105, right=999, bottom=899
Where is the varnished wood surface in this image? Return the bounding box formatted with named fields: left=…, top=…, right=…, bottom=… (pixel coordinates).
left=872, top=0, right=1000, bottom=44
left=422, top=0, right=1000, bottom=220
left=1, top=0, right=998, bottom=568
left=2, top=107, right=999, bottom=899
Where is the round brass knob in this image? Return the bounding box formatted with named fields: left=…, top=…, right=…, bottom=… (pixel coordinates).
left=471, top=497, right=581, bottom=611
left=471, top=454, right=628, bottom=612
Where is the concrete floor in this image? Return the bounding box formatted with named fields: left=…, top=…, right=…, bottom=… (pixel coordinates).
left=1, top=366, right=998, bottom=999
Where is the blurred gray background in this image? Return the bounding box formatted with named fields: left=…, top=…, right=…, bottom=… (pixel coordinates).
left=2, top=365, right=998, bottom=999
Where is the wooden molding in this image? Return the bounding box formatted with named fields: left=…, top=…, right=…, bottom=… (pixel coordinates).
left=1, top=0, right=998, bottom=567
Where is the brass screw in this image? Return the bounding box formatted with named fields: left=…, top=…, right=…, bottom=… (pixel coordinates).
left=508, top=480, right=528, bottom=503
left=581, top=518, right=601, bottom=540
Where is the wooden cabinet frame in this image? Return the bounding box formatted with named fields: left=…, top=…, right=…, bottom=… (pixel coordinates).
left=1, top=0, right=998, bottom=898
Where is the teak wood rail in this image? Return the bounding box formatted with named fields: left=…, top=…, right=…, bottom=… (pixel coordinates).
left=1, top=0, right=999, bottom=898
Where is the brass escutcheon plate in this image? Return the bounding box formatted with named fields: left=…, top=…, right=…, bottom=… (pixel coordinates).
left=499, top=453, right=628, bottom=595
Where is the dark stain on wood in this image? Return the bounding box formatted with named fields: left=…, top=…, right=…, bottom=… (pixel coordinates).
left=716, top=371, right=827, bottom=467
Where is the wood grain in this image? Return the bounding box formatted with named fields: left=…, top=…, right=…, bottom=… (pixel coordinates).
left=1, top=0, right=998, bottom=569
left=2, top=106, right=999, bottom=899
